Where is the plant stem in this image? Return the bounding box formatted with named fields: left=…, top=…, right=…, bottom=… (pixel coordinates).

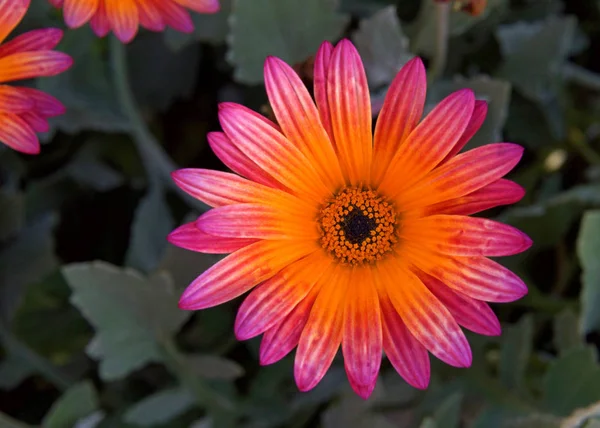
left=160, top=337, right=235, bottom=413
left=563, top=62, right=600, bottom=91
left=0, top=321, right=73, bottom=391
left=428, top=1, right=451, bottom=84
left=109, top=36, right=209, bottom=212
left=570, top=138, right=600, bottom=166
left=465, top=372, right=538, bottom=414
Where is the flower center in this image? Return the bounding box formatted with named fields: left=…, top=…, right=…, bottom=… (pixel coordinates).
left=318, top=187, right=398, bottom=265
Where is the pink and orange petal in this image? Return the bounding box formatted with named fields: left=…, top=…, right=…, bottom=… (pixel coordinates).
left=0, top=0, right=72, bottom=154
left=49, top=0, right=220, bottom=43
left=168, top=38, right=531, bottom=399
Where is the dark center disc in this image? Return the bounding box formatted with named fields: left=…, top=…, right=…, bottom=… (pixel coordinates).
left=341, top=208, right=376, bottom=245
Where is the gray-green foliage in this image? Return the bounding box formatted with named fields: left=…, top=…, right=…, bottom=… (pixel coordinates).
left=42, top=381, right=99, bottom=428
left=227, top=0, right=349, bottom=83
left=62, top=262, right=190, bottom=380
left=543, top=347, right=600, bottom=416
left=578, top=211, right=600, bottom=336
left=124, top=388, right=196, bottom=426
left=353, top=5, right=413, bottom=87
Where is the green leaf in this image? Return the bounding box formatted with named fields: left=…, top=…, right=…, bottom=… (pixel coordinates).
left=429, top=76, right=511, bottom=150
left=185, top=355, right=244, bottom=380
left=242, top=362, right=293, bottom=425
left=554, top=308, right=582, bottom=355
left=543, top=347, right=600, bottom=416
left=42, top=381, right=99, bottom=428
left=506, top=0, right=562, bottom=21
left=11, top=271, right=90, bottom=358
left=322, top=393, right=396, bottom=428
left=227, top=0, right=349, bottom=84
left=432, top=393, right=463, bottom=428
left=499, top=184, right=600, bottom=250
left=0, top=215, right=58, bottom=321
left=502, top=414, right=561, bottom=428
left=124, top=388, right=196, bottom=426
left=338, top=0, right=398, bottom=16
left=128, top=32, right=201, bottom=111
left=158, top=214, right=222, bottom=291
left=37, top=28, right=128, bottom=134
left=189, top=419, right=212, bottom=428
left=496, top=17, right=576, bottom=139
left=499, top=315, right=534, bottom=392
left=0, top=412, right=31, bottom=428
left=562, top=401, right=600, bottom=428
left=409, top=0, right=509, bottom=57
left=0, top=354, right=35, bottom=389
left=64, top=138, right=125, bottom=192
left=291, top=367, right=347, bottom=411
left=419, top=418, right=437, bottom=428
left=66, top=159, right=124, bottom=192
left=352, top=5, right=412, bottom=87
left=496, top=17, right=577, bottom=99
left=72, top=411, right=105, bottom=428
left=62, top=262, right=191, bottom=380
left=164, top=0, right=233, bottom=51
left=471, top=408, right=560, bottom=428
left=16, top=0, right=58, bottom=30
left=0, top=189, right=24, bottom=241
left=577, top=211, right=600, bottom=336
left=125, top=188, right=174, bottom=273
left=504, top=94, right=556, bottom=150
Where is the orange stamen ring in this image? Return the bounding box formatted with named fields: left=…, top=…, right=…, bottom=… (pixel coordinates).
left=318, top=187, right=398, bottom=265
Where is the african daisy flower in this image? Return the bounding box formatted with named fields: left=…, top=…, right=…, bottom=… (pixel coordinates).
left=48, top=0, right=220, bottom=43
left=0, top=0, right=72, bottom=154
left=168, top=39, right=531, bottom=398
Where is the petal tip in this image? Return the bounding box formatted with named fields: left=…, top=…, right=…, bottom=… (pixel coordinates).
left=441, top=338, right=472, bottom=368
left=410, top=376, right=430, bottom=390
left=199, top=0, right=220, bottom=13
left=335, top=38, right=361, bottom=58
left=233, top=309, right=253, bottom=341
left=512, top=182, right=526, bottom=202
left=510, top=278, right=529, bottom=301
left=170, top=169, right=185, bottom=184
left=63, top=55, right=75, bottom=71
left=405, top=56, right=425, bottom=71
left=167, top=226, right=189, bottom=247
left=318, top=40, right=334, bottom=51
left=455, top=87, right=475, bottom=103
left=46, top=27, right=65, bottom=41
left=487, top=322, right=502, bottom=337
left=519, top=232, right=533, bottom=252
left=218, top=101, right=238, bottom=111
left=64, top=11, right=90, bottom=28
left=294, top=366, right=319, bottom=392
left=178, top=295, right=195, bottom=310
left=350, top=381, right=376, bottom=399
left=259, top=346, right=276, bottom=366
left=19, top=142, right=41, bottom=155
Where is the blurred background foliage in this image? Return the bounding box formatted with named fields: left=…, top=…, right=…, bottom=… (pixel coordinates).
left=1, top=0, right=600, bottom=427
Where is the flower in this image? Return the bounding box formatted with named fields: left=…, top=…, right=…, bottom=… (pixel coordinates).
left=455, top=0, right=487, bottom=16
left=168, top=39, right=531, bottom=398
left=435, top=0, right=487, bottom=16
left=48, top=0, right=220, bottom=43
left=0, top=0, right=72, bottom=154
